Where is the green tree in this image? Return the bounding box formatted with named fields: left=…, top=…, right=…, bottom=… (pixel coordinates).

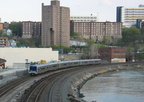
left=126, top=45, right=133, bottom=61
left=31, top=36, right=41, bottom=47
left=140, top=27, right=144, bottom=35
left=116, top=38, right=124, bottom=46
left=95, top=43, right=106, bottom=48
left=86, top=39, right=94, bottom=46
left=16, top=36, right=41, bottom=47
left=0, top=34, right=9, bottom=37
left=51, top=45, right=74, bottom=54
left=81, top=40, right=95, bottom=58
left=70, top=32, right=79, bottom=39
left=140, top=27, right=144, bottom=42
left=9, top=22, right=22, bottom=37
left=122, top=27, right=141, bottom=45
left=51, top=45, right=60, bottom=49
left=102, top=36, right=110, bottom=44
left=139, top=53, right=144, bottom=61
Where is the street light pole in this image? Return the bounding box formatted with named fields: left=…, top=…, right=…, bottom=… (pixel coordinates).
left=25, top=59, right=29, bottom=73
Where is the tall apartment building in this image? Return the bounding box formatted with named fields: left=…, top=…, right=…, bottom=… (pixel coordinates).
left=70, top=21, right=122, bottom=43
left=42, top=0, right=70, bottom=47
left=22, top=21, right=33, bottom=38
left=22, top=21, right=41, bottom=38
left=116, top=5, right=144, bottom=27
left=33, top=22, right=41, bottom=37
left=70, top=16, right=97, bottom=22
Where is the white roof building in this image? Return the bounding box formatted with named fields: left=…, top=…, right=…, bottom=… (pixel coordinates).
left=70, top=16, right=98, bottom=22
left=0, top=48, right=58, bottom=68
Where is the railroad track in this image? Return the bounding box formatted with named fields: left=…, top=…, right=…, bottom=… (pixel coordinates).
left=0, top=76, right=33, bottom=98
left=47, top=69, right=79, bottom=102
left=19, top=72, right=66, bottom=102
left=18, top=64, right=110, bottom=102
left=18, top=66, right=89, bottom=102
left=0, top=69, right=69, bottom=99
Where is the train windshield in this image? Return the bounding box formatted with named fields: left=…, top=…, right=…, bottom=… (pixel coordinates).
left=30, top=66, right=37, bottom=72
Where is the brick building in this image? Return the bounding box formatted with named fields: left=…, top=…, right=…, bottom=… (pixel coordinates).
left=98, top=47, right=126, bottom=63
left=33, top=22, right=41, bottom=37
left=70, top=21, right=122, bottom=43
left=22, top=21, right=41, bottom=38
left=42, top=0, right=70, bottom=47
left=0, top=23, right=3, bottom=31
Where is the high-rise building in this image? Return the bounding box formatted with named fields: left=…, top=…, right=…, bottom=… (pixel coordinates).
left=70, top=21, right=122, bottom=43
left=136, top=19, right=144, bottom=28
left=116, top=5, right=144, bottom=27
left=42, top=0, right=70, bottom=47
left=22, top=21, right=41, bottom=38
left=22, top=21, right=33, bottom=38
left=33, top=22, right=41, bottom=37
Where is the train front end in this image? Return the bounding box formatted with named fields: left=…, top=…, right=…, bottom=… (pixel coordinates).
left=29, top=65, right=38, bottom=75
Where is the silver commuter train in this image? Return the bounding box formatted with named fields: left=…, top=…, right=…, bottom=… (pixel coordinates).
left=29, top=59, right=101, bottom=75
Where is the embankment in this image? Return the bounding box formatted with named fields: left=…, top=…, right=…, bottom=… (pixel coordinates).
left=62, top=63, right=144, bottom=102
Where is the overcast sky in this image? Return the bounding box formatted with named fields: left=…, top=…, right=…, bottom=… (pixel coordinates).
left=0, top=0, right=143, bottom=23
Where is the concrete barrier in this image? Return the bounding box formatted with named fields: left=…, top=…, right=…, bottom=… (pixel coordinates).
left=16, top=70, right=28, bottom=77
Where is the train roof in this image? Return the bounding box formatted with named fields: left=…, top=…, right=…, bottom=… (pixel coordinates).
left=30, top=59, right=101, bottom=67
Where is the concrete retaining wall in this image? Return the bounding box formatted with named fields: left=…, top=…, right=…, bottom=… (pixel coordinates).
left=16, top=70, right=28, bottom=77
left=0, top=69, right=28, bottom=88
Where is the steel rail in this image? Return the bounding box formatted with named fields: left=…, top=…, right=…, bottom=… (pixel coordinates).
left=0, top=76, right=31, bottom=98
